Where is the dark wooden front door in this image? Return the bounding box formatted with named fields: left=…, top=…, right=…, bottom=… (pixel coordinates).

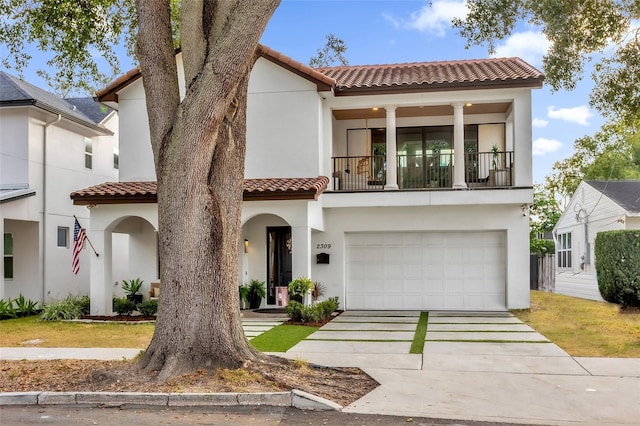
left=266, top=226, right=292, bottom=305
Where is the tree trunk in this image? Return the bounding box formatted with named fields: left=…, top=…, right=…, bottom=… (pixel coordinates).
left=135, top=0, right=281, bottom=380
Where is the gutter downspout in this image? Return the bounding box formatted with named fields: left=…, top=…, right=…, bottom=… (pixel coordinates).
left=42, top=114, right=61, bottom=303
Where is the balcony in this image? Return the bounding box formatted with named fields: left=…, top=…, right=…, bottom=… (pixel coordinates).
left=332, top=151, right=514, bottom=191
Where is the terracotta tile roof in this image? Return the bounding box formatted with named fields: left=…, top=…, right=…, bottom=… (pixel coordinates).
left=316, top=57, right=544, bottom=94
left=97, top=46, right=542, bottom=102
left=70, top=181, right=157, bottom=204
left=244, top=176, right=329, bottom=201
left=71, top=177, right=329, bottom=205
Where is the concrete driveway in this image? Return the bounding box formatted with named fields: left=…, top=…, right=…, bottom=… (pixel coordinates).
left=281, top=310, right=640, bottom=425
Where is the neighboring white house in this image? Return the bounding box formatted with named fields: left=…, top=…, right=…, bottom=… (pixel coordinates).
left=71, top=45, right=543, bottom=315
left=554, top=180, right=640, bottom=301
left=0, top=71, right=120, bottom=304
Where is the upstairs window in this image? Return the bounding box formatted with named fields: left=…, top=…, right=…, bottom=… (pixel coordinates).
left=84, top=138, right=93, bottom=169
left=4, top=233, right=13, bottom=279
left=57, top=227, right=69, bottom=248
left=557, top=232, right=572, bottom=268
left=113, top=147, right=119, bottom=170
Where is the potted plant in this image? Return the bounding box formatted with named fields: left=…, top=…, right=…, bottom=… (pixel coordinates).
left=288, top=277, right=315, bottom=304
left=238, top=284, right=250, bottom=310
left=247, top=279, right=266, bottom=310
left=490, top=144, right=507, bottom=186
left=121, top=278, right=144, bottom=304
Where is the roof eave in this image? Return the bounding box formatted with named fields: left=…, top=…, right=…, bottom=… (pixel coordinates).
left=333, top=77, right=544, bottom=96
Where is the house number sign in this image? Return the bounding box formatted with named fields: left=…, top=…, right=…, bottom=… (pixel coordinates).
left=316, top=243, right=332, bottom=249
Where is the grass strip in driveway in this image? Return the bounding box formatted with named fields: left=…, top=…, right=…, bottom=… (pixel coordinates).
left=250, top=324, right=318, bottom=352
left=410, top=312, right=429, bottom=354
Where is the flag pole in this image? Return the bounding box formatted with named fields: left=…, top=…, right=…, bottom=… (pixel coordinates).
left=73, top=215, right=100, bottom=258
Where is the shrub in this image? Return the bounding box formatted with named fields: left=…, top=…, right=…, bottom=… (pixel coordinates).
left=288, top=277, right=314, bottom=303
left=311, top=281, right=326, bottom=302
left=0, top=299, right=18, bottom=319
left=530, top=238, right=555, bottom=257
left=136, top=299, right=158, bottom=316
left=113, top=297, right=136, bottom=316
left=595, top=230, right=640, bottom=308
left=121, top=278, right=143, bottom=296
left=41, top=297, right=83, bottom=321
left=13, top=294, right=39, bottom=317
left=286, top=297, right=339, bottom=323
left=75, top=295, right=91, bottom=315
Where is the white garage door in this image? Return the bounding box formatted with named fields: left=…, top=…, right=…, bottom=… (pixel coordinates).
left=346, top=231, right=506, bottom=310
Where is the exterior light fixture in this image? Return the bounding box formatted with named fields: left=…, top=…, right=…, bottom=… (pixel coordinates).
left=244, top=239, right=249, bottom=253
left=465, top=103, right=473, bottom=107
left=372, top=107, right=379, bottom=111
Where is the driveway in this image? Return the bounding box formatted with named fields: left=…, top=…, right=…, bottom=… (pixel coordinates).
left=280, top=310, right=640, bottom=425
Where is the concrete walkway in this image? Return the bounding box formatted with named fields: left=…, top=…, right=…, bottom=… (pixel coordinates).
left=281, top=311, right=640, bottom=425
left=2, top=311, right=639, bottom=425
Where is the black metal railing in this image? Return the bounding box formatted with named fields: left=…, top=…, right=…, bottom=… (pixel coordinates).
left=331, top=151, right=514, bottom=191
left=332, top=156, right=385, bottom=190
left=464, top=151, right=513, bottom=187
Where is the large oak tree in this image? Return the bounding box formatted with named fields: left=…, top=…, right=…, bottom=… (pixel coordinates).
left=1, top=0, right=280, bottom=379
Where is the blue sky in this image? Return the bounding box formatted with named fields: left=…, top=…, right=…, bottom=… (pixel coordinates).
left=6, top=0, right=606, bottom=184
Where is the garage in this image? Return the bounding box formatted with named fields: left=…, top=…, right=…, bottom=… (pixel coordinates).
left=345, top=231, right=506, bottom=310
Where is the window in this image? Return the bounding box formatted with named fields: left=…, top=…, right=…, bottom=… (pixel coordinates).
left=113, top=147, right=119, bottom=170
left=557, top=232, right=572, bottom=268
left=57, top=227, right=69, bottom=248
left=4, top=233, right=13, bottom=279
left=84, top=138, right=93, bottom=169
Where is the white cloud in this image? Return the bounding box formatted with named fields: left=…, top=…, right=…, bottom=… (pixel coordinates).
left=492, top=31, right=550, bottom=66
left=532, top=138, right=563, bottom=156
left=386, top=1, right=468, bottom=37
left=547, top=105, right=594, bottom=126
left=532, top=118, right=548, bottom=128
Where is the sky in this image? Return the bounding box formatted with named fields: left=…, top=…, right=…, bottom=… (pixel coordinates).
left=5, top=0, right=607, bottom=184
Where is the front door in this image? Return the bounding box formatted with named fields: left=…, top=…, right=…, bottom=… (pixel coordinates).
left=266, top=226, right=292, bottom=305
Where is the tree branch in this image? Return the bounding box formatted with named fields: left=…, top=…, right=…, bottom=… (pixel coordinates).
left=136, top=0, right=180, bottom=168
left=181, top=0, right=206, bottom=87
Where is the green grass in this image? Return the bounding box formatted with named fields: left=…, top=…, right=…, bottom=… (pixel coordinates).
left=0, top=315, right=154, bottom=348
left=512, top=290, right=640, bottom=357
left=249, top=324, right=319, bottom=352
left=409, top=311, right=429, bottom=354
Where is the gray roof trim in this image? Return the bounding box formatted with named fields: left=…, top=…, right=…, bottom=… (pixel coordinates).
left=0, top=188, right=37, bottom=204
left=0, top=72, right=113, bottom=135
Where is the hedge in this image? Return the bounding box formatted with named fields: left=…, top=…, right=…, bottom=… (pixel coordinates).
left=595, top=230, right=640, bottom=308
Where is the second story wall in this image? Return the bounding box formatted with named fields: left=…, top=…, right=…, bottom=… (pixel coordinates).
left=245, top=58, right=323, bottom=178
left=117, top=81, right=156, bottom=181
left=0, top=109, right=29, bottom=188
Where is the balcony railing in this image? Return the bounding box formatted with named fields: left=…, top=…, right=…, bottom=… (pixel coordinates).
left=331, top=151, right=513, bottom=191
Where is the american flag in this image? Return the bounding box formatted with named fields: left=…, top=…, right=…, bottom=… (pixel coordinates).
left=72, top=218, right=86, bottom=275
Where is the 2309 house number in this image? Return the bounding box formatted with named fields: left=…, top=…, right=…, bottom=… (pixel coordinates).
left=316, top=243, right=332, bottom=249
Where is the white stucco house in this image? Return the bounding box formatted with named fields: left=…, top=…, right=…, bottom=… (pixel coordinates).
left=71, top=45, right=543, bottom=315
left=1, top=72, right=119, bottom=303
left=553, top=180, right=640, bottom=301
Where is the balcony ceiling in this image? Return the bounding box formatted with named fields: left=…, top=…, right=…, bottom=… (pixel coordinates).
left=332, top=102, right=511, bottom=120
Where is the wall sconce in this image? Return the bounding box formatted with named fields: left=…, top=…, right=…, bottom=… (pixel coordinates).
left=244, top=239, right=249, bottom=253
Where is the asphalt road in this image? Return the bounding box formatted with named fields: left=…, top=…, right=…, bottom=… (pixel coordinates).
left=0, top=405, right=532, bottom=425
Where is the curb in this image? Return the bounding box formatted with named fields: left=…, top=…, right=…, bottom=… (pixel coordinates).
left=0, top=390, right=342, bottom=411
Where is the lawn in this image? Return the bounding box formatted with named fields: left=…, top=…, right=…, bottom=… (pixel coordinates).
left=512, top=290, right=640, bottom=358
left=0, top=315, right=154, bottom=348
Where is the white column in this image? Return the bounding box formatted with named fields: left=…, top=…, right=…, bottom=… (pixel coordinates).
left=291, top=225, right=311, bottom=303
left=384, top=105, right=399, bottom=190
left=90, top=228, right=113, bottom=315
left=452, top=102, right=467, bottom=189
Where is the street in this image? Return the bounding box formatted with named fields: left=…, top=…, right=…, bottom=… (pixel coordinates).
left=0, top=405, right=526, bottom=426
